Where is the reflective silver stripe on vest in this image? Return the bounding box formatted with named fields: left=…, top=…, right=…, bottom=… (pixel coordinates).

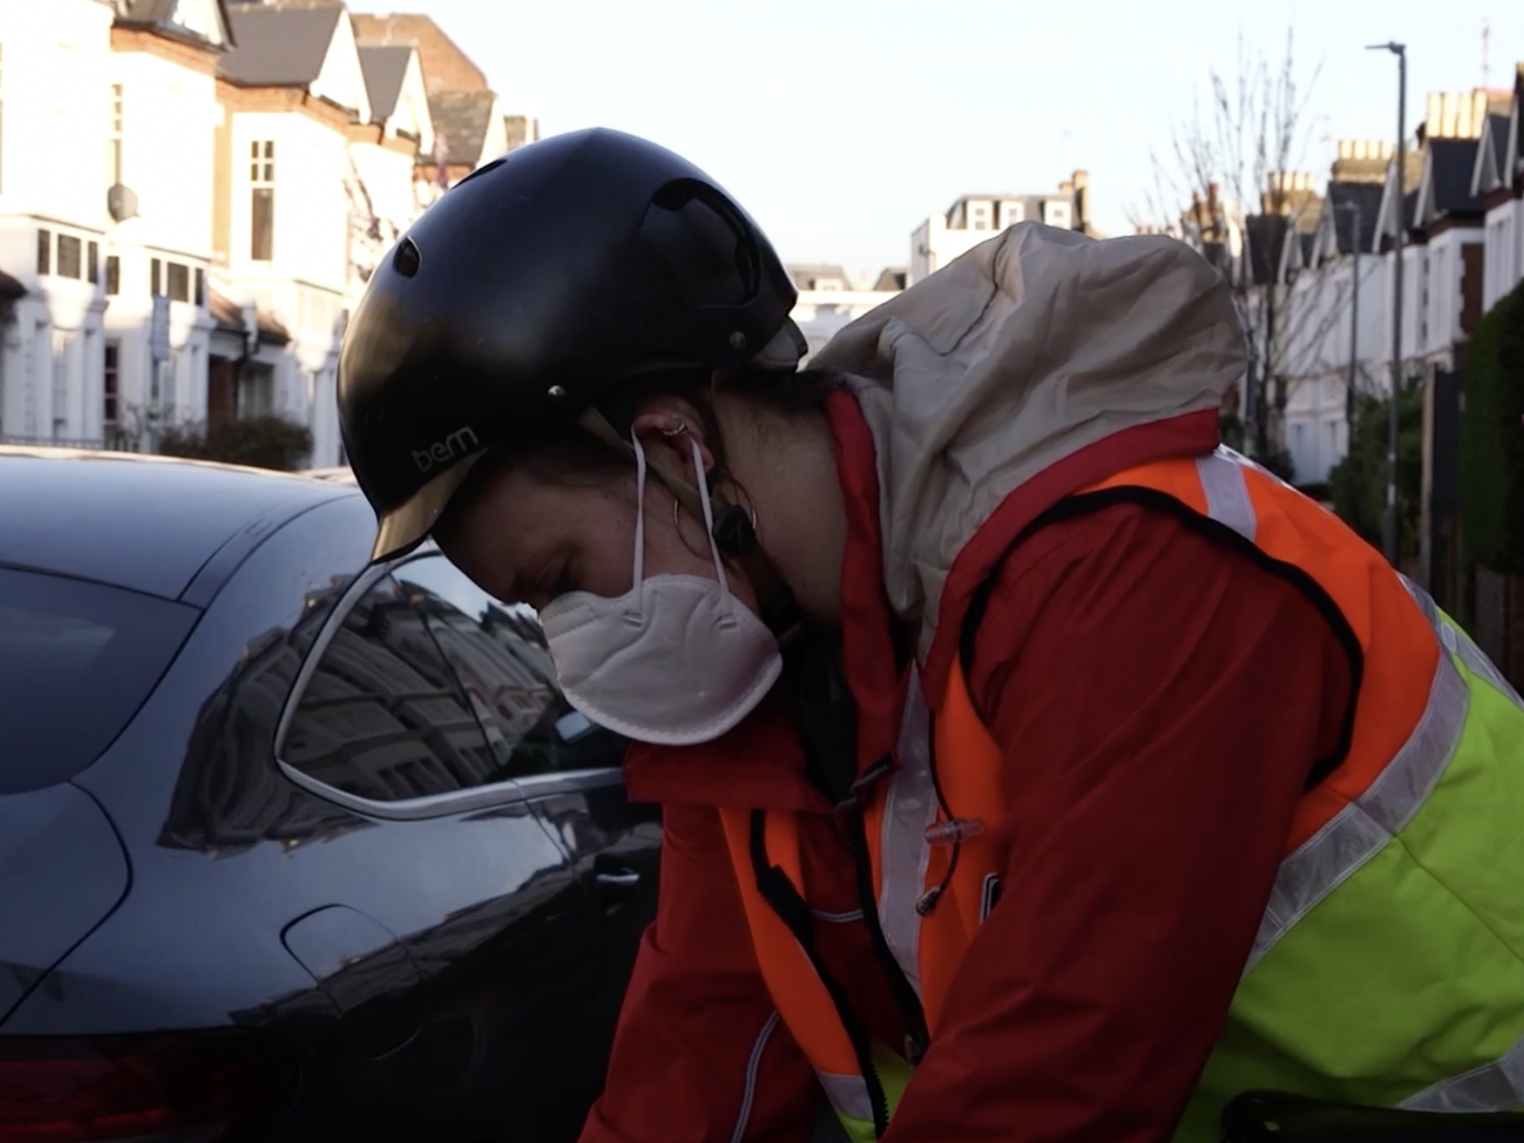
left=1404, top=577, right=1524, bottom=713
left=730, top=1011, right=781, bottom=1143
left=1198, top=467, right=1524, bottom=1109
left=817, top=1069, right=875, bottom=1123
left=1190, top=457, right=1472, bottom=977
left=1400, top=1046, right=1524, bottom=1113
left=1244, top=641, right=1469, bottom=973
left=877, top=665, right=938, bottom=1000
left=1197, top=449, right=1258, bottom=541
left=1393, top=578, right=1524, bottom=1113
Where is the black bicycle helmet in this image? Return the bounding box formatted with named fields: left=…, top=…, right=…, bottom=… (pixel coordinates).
left=338, top=127, right=804, bottom=562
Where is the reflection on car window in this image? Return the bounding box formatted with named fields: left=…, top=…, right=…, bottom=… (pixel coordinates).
left=281, top=574, right=511, bottom=801
left=392, top=555, right=579, bottom=778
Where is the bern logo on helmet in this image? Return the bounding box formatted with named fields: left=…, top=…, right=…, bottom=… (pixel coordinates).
left=412, top=426, right=479, bottom=473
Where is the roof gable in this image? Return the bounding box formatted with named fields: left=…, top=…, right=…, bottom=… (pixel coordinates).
left=310, top=9, right=369, bottom=120
left=1315, top=181, right=1384, bottom=262
left=1471, top=113, right=1509, bottom=196
left=115, top=0, right=232, bottom=49
left=1418, top=138, right=1484, bottom=224
left=429, top=90, right=501, bottom=166
left=219, top=2, right=342, bottom=88
left=350, top=13, right=487, bottom=95
left=1509, top=68, right=1524, bottom=183
left=358, top=44, right=410, bottom=121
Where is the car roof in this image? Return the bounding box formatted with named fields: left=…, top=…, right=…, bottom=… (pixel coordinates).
left=302, top=465, right=358, bottom=485
left=0, top=446, right=355, bottom=600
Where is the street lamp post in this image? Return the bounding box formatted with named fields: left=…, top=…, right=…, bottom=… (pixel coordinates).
left=1367, top=40, right=1407, bottom=565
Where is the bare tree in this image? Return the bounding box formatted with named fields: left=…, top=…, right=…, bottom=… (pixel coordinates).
left=1129, top=30, right=1325, bottom=466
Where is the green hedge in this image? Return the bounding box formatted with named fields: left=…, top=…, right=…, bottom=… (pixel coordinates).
left=1459, top=280, right=1524, bottom=573
left=1330, top=381, right=1424, bottom=558
left=160, top=414, right=313, bottom=472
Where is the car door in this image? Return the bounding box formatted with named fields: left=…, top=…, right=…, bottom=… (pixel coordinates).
left=273, top=562, right=612, bottom=1142
left=386, top=555, right=663, bottom=1057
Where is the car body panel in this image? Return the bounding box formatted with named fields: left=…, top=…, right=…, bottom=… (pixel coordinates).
left=3, top=480, right=658, bottom=1141
left=0, top=447, right=341, bottom=599
left=0, top=783, right=130, bottom=1027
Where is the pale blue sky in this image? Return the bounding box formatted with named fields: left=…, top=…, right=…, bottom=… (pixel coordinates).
left=404, top=0, right=1521, bottom=277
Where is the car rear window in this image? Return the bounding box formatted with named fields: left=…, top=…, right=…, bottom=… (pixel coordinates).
left=0, top=567, right=199, bottom=794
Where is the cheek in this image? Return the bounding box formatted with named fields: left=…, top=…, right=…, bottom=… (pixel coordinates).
left=572, top=500, right=642, bottom=597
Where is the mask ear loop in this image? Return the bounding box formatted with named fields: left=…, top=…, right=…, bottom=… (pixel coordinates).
left=687, top=437, right=737, bottom=624
left=626, top=434, right=649, bottom=624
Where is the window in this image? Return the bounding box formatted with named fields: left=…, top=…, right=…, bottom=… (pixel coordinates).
left=194, top=267, right=205, bottom=307
left=393, top=555, right=625, bottom=776
left=1044, top=200, right=1072, bottom=228
left=56, top=235, right=83, bottom=280
left=1000, top=201, right=1025, bottom=228
left=166, top=262, right=189, bottom=303
left=250, top=139, right=275, bottom=262
left=280, top=555, right=625, bottom=803
left=162, top=350, right=179, bottom=412
left=0, top=567, right=198, bottom=795
left=105, top=255, right=120, bottom=296
left=236, top=361, right=274, bottom=418
left=103, top=342, right=120, bottom=427
left=280, top=574, right=506, bottom=802
left=87, top=242, right=99, bottom=285
left=108, top=83, right=123, bottom=185
left=150, top=257, right=162, bottom=296
left=38, top=229, right=51, bottom=275
left=969, top=201, right=992, bottom=231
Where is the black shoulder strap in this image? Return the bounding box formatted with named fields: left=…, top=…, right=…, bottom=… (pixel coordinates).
left=955, top=487, right=1364, bottom=792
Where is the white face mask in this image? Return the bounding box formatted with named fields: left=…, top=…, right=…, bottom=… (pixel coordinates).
left=538, top=434, right=783, bottom=746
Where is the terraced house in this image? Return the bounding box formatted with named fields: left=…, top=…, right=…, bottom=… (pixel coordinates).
left=0, top=0, right=534, bottom=466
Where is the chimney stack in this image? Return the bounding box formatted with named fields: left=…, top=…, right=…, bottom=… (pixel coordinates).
left=1072, top=169, right=1091, bottom=233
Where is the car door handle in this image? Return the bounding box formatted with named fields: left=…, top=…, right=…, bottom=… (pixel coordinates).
left=594, top=868, right=641, bottom=889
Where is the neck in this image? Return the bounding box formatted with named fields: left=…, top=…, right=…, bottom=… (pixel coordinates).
left=713, top=392, right=847, bottom=629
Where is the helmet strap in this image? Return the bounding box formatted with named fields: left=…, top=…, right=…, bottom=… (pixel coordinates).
left=577, top=406, right=802, bottom=644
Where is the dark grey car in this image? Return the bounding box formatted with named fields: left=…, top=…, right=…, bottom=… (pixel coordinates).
left=0, top=447, right=660, bottom=1143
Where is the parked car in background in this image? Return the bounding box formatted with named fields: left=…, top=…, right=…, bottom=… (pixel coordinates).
left=0, top=447, right=658, bottom=1143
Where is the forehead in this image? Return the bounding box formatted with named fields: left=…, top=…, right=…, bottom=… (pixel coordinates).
left=438, top=467, right=617, bottom=577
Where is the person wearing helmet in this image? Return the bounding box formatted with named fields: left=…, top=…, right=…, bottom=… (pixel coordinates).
left=339, top=129, right=1524, bottom=1143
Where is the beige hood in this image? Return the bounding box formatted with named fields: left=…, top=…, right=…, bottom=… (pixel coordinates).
left=810, top=222, right=1247, bottom=662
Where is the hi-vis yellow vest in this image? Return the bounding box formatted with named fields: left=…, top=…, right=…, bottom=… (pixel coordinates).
left=721, top=447, right=1524, bottom=1142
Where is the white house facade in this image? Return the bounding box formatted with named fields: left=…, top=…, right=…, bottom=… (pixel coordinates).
left=103, top=0, right=231, bottom=445
left=910, top=175, right=1090, bottom=285
left=0, top=0, right=528, bottom=466
left=0, top=0, right=115, bottom=445
left=1478, top=70, right=1524, bottom=314
left=214, top=0, right=371, bottom=465
left=349, top=42, right=436, bottom=295
left=1277, top=180, right=1388, bottom=484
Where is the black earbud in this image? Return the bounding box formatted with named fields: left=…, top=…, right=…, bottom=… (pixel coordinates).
left=711, top=503, right=758, bottom=557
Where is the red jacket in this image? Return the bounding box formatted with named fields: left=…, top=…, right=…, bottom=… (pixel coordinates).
left=578, top=395, right=1352, bottom=1143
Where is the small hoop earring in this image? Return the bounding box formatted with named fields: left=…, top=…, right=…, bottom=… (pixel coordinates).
left=672, top=497, right=758, bottom=534
left=660, top=418, right=688, bottom=438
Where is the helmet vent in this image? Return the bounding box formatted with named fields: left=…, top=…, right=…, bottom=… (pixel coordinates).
left=393, top=237, right=422, bottom=278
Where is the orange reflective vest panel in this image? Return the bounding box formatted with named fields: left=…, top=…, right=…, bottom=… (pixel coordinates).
left=718, top=447, right=1451, bottom=1139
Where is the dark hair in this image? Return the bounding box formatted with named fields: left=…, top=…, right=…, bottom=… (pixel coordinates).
left=437, top=366, right=844, bottom=532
